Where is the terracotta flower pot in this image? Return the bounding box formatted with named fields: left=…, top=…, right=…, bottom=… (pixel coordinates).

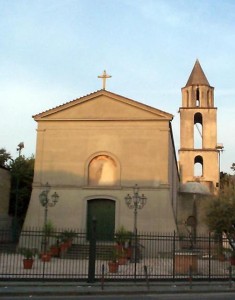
left=115, top=244, right=123, bottom=252
left=126, top=247, right=132, bottom=259
left=41, top=253, right=51, bottom=262
left=108, top=261, right=119, bottom=273
left=118, top=257, right=128, bottom=265
left=66, top=239, right=72, bottom=248
left=50, top=246, right=60, bottom=257
left=60, top=242, right=69, bottom=252
left=23, top=258, right=34, bottom=269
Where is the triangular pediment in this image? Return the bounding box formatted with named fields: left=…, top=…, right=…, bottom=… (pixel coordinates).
left=33, top=90, right=173, bottom=121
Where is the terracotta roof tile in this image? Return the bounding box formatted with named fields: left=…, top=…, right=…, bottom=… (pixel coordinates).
left=185, top=59, right=210, bottom=87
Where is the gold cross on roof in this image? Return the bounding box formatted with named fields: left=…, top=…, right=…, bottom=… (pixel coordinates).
left=98, top=70, right=112, bottom=90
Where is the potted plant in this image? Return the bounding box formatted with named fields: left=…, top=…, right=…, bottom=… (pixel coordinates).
left=115, top=226, right=132, bottom=259
left=19, top=248, right=38, bottom=269
left=115, top=226, right=130, bottom=248
left=59, top=229, right=76, bottom=254
left=108, top=249, right=120, bottom=273
left=64, top=229, right=76, bottom=245
left=50, top=239, right=60, bottom=257
left=41, top=221, right=55, bottom=262
left=117, top=248, right=128, bottom=265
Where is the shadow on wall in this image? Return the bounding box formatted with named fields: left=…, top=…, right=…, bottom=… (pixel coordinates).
left=23, top=169, right=177, bottom=230
left=177, top=191, right=212, bottom=237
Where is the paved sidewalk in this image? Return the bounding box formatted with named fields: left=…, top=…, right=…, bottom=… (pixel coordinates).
left=0, top=280, right=235, bottom=297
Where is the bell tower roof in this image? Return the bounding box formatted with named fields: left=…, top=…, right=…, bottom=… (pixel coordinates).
left=185, top=59, right=210, bottom=87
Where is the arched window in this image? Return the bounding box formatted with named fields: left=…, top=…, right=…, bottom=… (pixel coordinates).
left=194, top=155, right=203, bottom=177
left=88, top=155, right=118, bottom=186
left=194, top=113, right=203, bottom=149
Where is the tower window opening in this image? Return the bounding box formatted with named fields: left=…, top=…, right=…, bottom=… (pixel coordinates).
left=196, top=88, right=200, bottom=107
left=194, top=113, right=203, bottom=149
left=194, top=155, right=203, bottom=177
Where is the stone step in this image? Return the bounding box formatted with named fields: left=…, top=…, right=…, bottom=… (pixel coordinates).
left=0, top=242, right=17, bottom=253
left=62, top=243, right=116, bottom=260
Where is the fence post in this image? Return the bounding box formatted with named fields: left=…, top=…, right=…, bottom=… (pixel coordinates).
left=101, top=264, right=105, bottom=290
left=208, top=232, right=211, bottom=282
left=189, top=265, right=192, bottom=289
left=87, top=218, right=97, bottom=283
left=144, top=265, right=150, bottom=290
left=229, top=265, right=232, bottom=288
left=173, top=231, right=175, bottom=281
left=130, top=228, right=138, bottom=282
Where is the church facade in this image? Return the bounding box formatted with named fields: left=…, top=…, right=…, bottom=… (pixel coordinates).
left=23, top=89, right=179, bottom=236
left=23, top=60, right=220, bottom=236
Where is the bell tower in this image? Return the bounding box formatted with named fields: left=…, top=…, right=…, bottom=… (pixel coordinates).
left=179, top=60, right=220, bottom=194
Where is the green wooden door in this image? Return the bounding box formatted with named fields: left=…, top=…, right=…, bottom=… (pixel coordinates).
left=87, top=199, right=115, bottom=241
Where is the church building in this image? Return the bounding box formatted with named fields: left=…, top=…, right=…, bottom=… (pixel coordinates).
left=23, top=60, right=220, bottom=237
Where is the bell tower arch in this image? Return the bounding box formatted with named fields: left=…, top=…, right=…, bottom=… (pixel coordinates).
left=179, top=60, right=220, bottom=194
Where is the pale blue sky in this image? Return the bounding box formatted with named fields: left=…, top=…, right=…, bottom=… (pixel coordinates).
left=0, top=0, right=234, bottom=173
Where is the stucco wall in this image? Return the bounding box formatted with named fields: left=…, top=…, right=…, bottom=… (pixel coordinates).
left=33, top=120, right=170, bottom=187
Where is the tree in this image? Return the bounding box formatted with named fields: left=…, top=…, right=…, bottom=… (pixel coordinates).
left=0, top=148, right=12, bottom=168
left=231, top=163, right=235, bottom=172
left=206, top=169, right=235, bottom=250
left=9, top=155, right=35, bottom=227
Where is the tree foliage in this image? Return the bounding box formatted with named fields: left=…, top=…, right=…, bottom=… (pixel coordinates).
left=1, top=146, right=35, bottom=227
left=0, top=148, right=12, bottom=168
left=231, top=163, right=235, bottom=172
left=9, top=155, right=35, bottom=226
left=206, top=166, right=235, bottom=250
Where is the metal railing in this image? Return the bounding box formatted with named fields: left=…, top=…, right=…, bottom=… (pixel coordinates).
left=0, top=226, right=234, bottom=281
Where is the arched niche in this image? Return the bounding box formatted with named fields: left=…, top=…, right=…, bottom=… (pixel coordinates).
left=87, top=153, right=120, bottom=186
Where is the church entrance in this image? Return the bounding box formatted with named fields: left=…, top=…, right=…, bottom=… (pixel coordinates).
left=87, top=199, right=115, bottom=241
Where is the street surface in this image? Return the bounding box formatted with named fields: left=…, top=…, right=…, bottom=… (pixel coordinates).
left=1, top=293, right=235, bottom=300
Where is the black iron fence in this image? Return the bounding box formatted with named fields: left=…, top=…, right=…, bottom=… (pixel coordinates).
left=0, top=226, right=234, bottom=281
